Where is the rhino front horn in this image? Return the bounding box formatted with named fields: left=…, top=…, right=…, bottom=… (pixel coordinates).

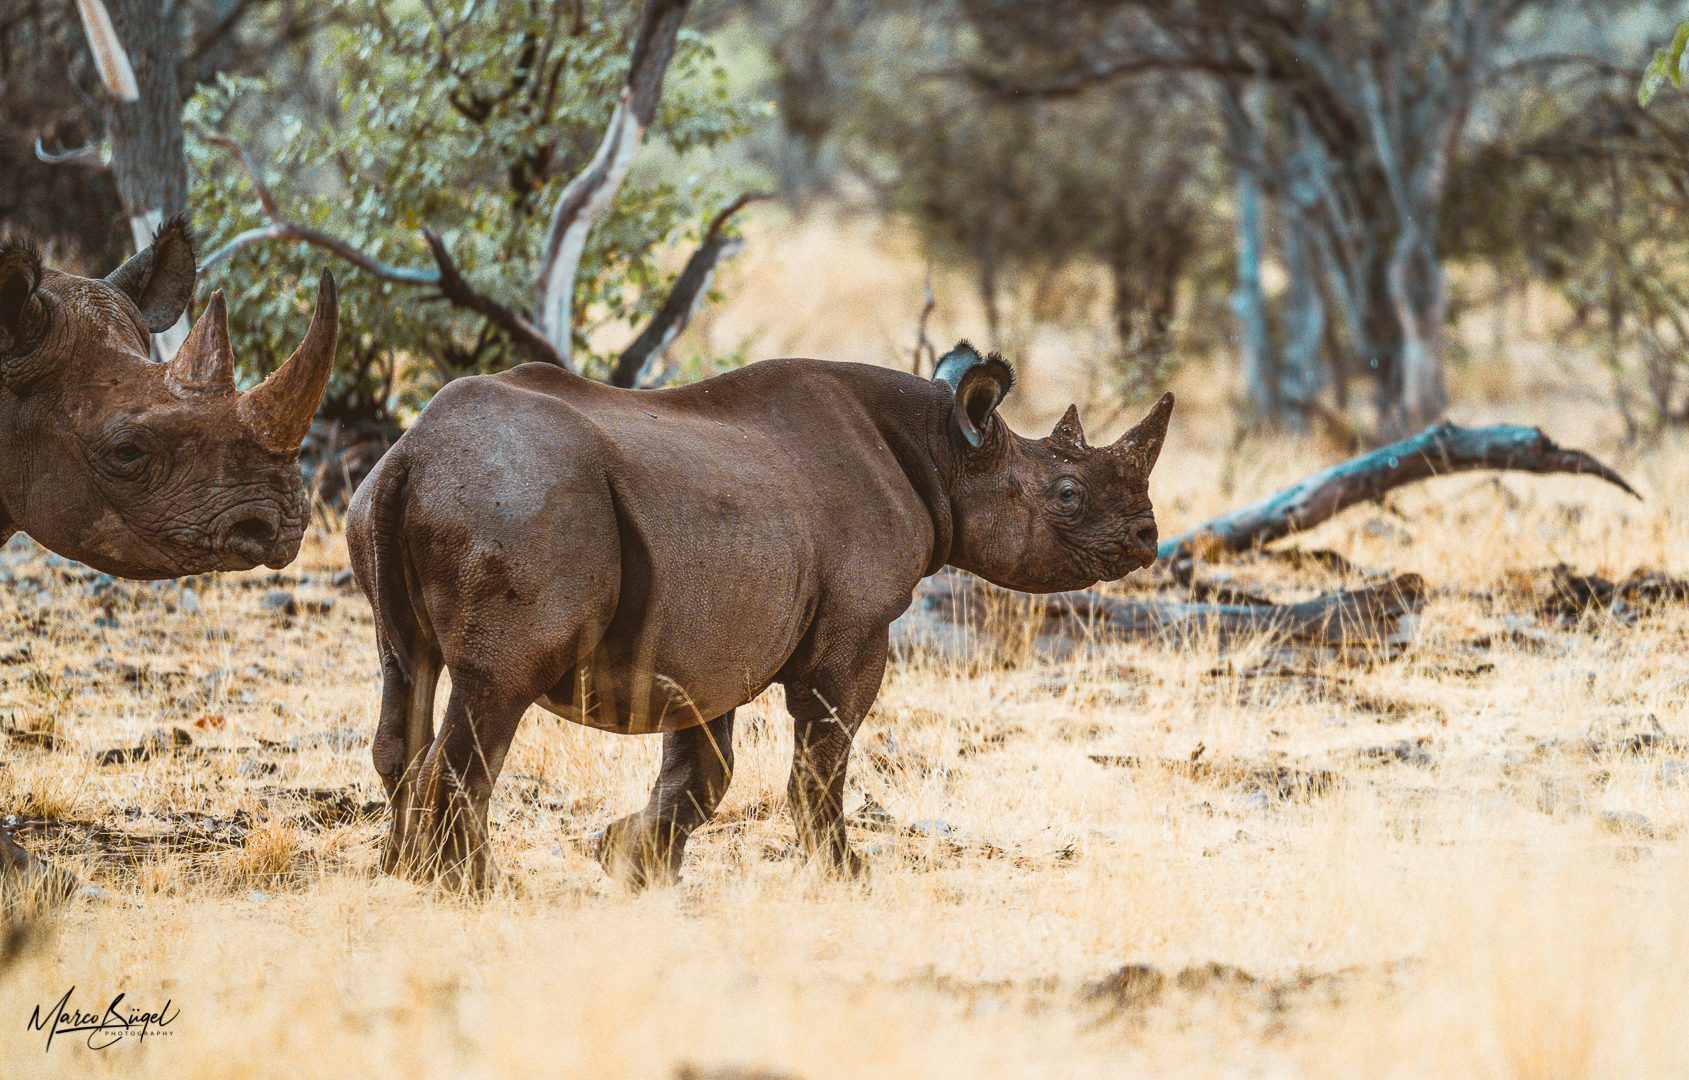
left=1113, top=391, right=1175, bottom=475
left=239, top=269, right=338, bottom=454
left=166, top=290, right=236, bottom=396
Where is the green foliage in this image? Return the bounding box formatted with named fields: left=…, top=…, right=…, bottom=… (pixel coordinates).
left=1640, top=20, right=1689, bottom=106
left=187, top=0, right=750, bottom=421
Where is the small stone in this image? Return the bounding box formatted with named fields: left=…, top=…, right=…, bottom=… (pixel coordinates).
left=332, top=568, right=358, bottom=590
left=909, top=818, right=955, bottom=838
left=261, top=590, right=298, bottom=616
left=1241, top=790, right=1271, bottom=811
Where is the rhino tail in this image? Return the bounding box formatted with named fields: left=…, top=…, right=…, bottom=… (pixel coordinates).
left=350, top=453, right=422, bottom=681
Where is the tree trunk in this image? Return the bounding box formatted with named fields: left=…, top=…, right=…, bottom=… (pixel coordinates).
left=1222, top=92, right=1278, bottom=422
left=1385, top=230, right=1449, bottom=436
left=1277, top=193, right=1327, bottom=427
left=103, top=0, right=189, bottom=358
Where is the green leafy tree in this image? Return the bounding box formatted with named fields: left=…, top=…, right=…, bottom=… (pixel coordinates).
left=187, top=0, right=751, bottom=426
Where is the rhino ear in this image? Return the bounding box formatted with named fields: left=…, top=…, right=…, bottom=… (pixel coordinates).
left=0, top=243, right=44, bottom=357
left=106, top=214, right=197, bottom=333
left=936, top=340, right=1014, bottom=450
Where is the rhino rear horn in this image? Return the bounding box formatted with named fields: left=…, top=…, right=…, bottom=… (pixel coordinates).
left=166, top=290, right=236, bottom=396
left=1113, top=391, right=1175, bottom=475
left=239, top=270, right=338, bottom=454
left=1050, top=404, right=1087, bottom=450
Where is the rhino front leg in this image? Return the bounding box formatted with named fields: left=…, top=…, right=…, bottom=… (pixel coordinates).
left=599, top=710, right=735, bottom=890
left=783, top=637, right=888, bottom=878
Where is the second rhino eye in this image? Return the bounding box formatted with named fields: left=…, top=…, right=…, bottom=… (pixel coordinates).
left=98, top=426, right=157, bottom=478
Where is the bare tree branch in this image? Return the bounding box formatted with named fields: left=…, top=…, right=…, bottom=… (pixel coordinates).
left=534, top=0, right=691, bottom=363
left=73, top=0, right=138, bottom=101
left=34, top=135, right=102, bottom=165
left=912, top=267, right=937, bottom=376
left=1160, top=421, right=1639, bottom=563
left=199, top=132, right=564, bottom=367
left=610, top=191, right=771, bottom=388
left=420, top=229, right=562, bottom=368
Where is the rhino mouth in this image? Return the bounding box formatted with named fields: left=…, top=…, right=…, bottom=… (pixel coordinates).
left=209, top=496, right=308, bottom=570
left=1104, top=514, right=1159, bottom=578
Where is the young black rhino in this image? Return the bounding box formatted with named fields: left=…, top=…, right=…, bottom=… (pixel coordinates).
left=0, top=218, right=338, bottom=887
left=348, top=343, right=1172, bottom=892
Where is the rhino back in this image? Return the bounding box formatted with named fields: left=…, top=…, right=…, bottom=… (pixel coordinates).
left=397, top=360, right=945, bottom=732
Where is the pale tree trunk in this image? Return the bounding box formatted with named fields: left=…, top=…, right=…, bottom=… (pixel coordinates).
left=1276, top=125, right=1329, bottom=428
left=534, top=0, right=691, bottom=365
left=1222, top=91, right=1277, bottom=421
left=100, top=0, right=189, bottom=359
left=1386, top=227, right=1449, bottom=434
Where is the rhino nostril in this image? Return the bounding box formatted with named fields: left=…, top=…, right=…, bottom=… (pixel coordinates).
left=230, top=513, right=278, bottom=546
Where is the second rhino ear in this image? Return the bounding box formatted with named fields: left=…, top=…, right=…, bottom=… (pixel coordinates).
left=106, top=214, right=197, bottom=333
left=935, top=341, right=1015, bottom=450
left=0, top=243, right=43, bottom=357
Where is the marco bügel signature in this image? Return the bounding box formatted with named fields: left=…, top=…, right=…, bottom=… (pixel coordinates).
left=26, top=986, right=179, bottom=1050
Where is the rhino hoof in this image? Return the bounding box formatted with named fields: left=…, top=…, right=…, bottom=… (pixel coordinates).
left=597, top=816, right=684, bottom=891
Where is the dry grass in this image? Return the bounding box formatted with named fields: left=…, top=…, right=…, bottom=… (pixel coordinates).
left=3, top=212, right=1689, bottom=1077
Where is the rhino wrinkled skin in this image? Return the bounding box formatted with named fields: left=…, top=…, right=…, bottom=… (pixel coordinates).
left=348, top=342, right=1172, bottom=892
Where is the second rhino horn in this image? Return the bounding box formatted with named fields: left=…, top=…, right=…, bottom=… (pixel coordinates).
left=165, top=290, right=236, bottom=397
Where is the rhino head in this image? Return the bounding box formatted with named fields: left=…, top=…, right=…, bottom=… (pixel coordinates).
left=938, top=342, right=1172, bottom=593
left=0, top=217, right=338, bottom=579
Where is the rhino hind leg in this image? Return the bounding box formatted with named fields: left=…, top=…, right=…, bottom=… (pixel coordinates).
left=400, top=673, right=534, bottom=895
left=598, top=710, right=736, bottom=890
left=375, top=647, right=442, bottom=878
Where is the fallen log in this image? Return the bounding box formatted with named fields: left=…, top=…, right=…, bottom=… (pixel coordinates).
left=893, top=569, right=1426, bottom=657
left=1040, top=573, right=1426, bottom=645
left=1159, top=422, right=1638, bottom=563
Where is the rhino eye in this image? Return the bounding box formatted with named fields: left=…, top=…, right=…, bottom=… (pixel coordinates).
left=1056, top=479, right=1081, bottom=504
left=100, top=431, right=155, bottom=478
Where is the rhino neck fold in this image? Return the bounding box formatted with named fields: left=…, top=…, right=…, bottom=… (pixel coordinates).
left=865, top=376, right=957, bottom=580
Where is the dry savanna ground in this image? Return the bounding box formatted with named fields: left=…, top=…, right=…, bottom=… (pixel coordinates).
left=3, top=213, right=1689, bottom=1077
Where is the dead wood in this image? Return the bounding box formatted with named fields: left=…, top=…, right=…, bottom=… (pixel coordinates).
left=610, top=191, right=773, bottom=388
left=899, top=568, right=1426, bottom=655
left=1159, top=421, right=1639, bottom=563
left=1529, top=565, right=1689, bottom=622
